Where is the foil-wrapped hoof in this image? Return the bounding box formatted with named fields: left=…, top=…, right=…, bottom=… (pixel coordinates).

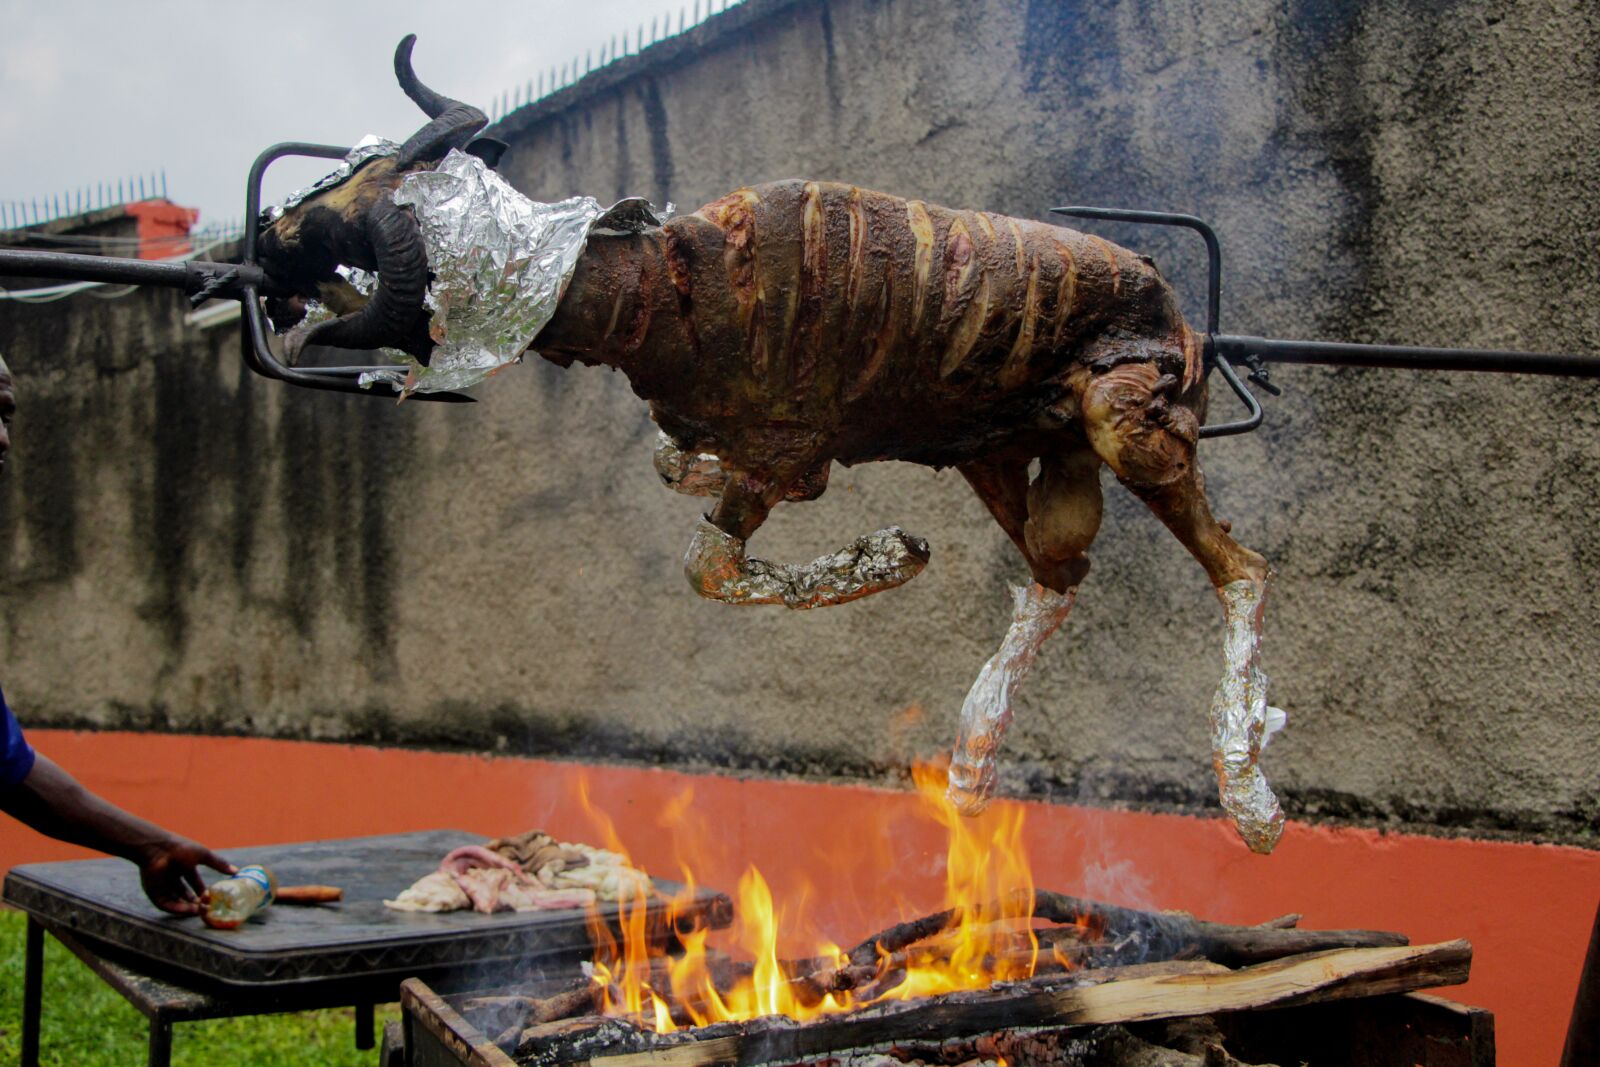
left=1209, top=577, right=1284, bottom=853
left=946, top=760, right=996, bottom=816
left=1217, top=760, right=1286, bottom=854
left=945, top=583, right=1079, bottom=819
left=867, top=527, right=932, bottom=587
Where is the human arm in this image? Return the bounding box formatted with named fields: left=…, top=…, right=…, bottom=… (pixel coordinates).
left=0, top=753, right=235, bottom=915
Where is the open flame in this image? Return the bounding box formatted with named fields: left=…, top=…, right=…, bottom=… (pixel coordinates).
left=579, top=762, right=1074, bottom=1031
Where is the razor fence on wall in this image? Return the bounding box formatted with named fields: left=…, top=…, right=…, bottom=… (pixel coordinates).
left=483, top=0, right=746, bottom=123
left=0, top=172, right=182, bottom=231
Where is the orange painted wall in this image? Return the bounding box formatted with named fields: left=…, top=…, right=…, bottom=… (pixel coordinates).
left=3, top=730, right=1595, bottom=1064
left=123, top=199, right=197, bottom=258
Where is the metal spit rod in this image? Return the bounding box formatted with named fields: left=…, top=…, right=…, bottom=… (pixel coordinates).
left=0, top=248, right=265, bottom=297
left=1213, top=335, right=1600, bottom=378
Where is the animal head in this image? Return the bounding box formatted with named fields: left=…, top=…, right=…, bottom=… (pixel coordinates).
left=258, top=35, right=506, bottom=360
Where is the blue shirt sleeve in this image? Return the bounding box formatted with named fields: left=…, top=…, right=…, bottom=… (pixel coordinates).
left=0, top=684, right=38, bottom=787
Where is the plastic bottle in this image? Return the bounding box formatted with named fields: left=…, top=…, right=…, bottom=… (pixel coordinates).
left=203, top=865, right=277, bottom=929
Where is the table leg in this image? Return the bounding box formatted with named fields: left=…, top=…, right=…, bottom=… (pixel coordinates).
left=147, top=1017, right=172, bottom=1067
left=356, top=1001, right=375, bottom=1051
left=21, top=917, right=43, bottom=1067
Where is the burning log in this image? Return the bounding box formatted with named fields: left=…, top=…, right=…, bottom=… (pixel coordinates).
left=507, top=942, right=1468, bottom=1067
left=837, top=891, right=1406, bottom=977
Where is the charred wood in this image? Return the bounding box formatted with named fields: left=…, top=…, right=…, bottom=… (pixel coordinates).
left=839, top=892, right=1403, bottom=978
left=511, top=944, right=1466, bottom=1067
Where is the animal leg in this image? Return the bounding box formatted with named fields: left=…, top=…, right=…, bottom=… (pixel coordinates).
left=1080, top=364, right=1285, bottom=853
left=948, top=450, right=1103, bottom=814
left=654, top=431, right=830, bottom=502
left=682, top=464, right=929, bottom=610
left=654, top=431, right=727, bottom=498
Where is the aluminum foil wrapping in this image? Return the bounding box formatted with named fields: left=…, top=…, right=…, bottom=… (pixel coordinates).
left=683, top=518, right=930, bottom=610
left=365, top=151, right=600, bottom=394
left=653, top=431, right=727, bottom=498
left=947, top=583, right=1076, bottom=815
left=261, top=135, right=399, bottom=226
left=265, top=142, right=668, bottom=394
left=1210, top=578, right=1286, bottom=854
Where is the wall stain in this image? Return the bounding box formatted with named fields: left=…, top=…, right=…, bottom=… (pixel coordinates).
left=14, top=390, right=79, bottom=584
left=638, top=78, right=675, bottom=206
left=356, top=394, right=408, bottom=679
left=818, top=0, right=844, bottom=115
left=144, top=309, right=216, bottom=654
left=228, top=353, right=264, bottom=588
left=613, top=92, right=635, bottom=205
left=276, top=382, right=326, bottom=639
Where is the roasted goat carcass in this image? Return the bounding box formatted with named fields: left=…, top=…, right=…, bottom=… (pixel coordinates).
left=261, top=39, right=1286, bottom=853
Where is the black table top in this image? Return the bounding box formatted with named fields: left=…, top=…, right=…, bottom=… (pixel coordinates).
left=3, top=829, right=731, bottom=989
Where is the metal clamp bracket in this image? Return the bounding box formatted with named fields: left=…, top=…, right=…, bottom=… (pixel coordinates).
left=240, top=142, right=472, bottom=403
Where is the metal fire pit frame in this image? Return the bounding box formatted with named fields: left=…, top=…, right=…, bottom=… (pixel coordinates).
left=395, top=976, right=1495, bottom=1067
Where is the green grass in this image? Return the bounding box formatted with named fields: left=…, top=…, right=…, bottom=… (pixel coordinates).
left=0, top=910, right=399, bottom=1065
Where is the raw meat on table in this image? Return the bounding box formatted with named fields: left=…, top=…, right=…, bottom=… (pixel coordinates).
left=384, top=831, right=647, bottom=915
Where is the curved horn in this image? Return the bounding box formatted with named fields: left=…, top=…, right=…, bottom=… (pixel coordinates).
left=393, top=35, right=489, bottom=169
left=290, top=199, right=434, bottom=361
left=394, top=34, right=451, bottom=118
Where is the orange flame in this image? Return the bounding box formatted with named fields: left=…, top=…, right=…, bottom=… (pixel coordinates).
left=577, top=761, right=1061, bottom=1031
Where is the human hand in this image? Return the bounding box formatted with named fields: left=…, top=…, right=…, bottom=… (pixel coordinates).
left=137, top=838, right=236, bottom=915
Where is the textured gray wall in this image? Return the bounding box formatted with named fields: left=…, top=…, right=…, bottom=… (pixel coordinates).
left=1, top=0, right=1595, bottom=844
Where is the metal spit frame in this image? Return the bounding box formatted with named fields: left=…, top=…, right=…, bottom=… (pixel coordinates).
left=2, top=161, right=1598, bottom=418
left=0, top=141, right=474, bottom=403
left=1051, top=206, right=1600, bottom=437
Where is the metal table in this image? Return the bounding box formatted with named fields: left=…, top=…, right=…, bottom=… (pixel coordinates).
left=3, top=829, right=732, bottom=1066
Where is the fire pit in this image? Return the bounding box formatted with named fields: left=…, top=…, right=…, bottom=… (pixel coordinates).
left=391, top=768, right=1491, bottom=1066
left=397, top=918, right=1481, bottom=1066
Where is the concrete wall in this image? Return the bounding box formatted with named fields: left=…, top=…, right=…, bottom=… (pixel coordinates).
left=1, top=0, right=1595, bottom=845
